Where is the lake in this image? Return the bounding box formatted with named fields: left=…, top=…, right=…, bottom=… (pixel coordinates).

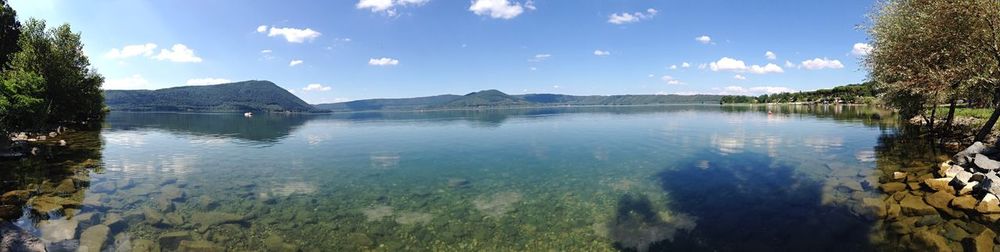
left=2, top=105, right=964, bottom=251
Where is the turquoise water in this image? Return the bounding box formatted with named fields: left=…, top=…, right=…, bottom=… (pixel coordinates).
left=4, top=105, right=933, bottom=251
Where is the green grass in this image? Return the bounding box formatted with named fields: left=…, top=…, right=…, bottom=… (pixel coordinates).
left=932, top=107, right=994, bottom=120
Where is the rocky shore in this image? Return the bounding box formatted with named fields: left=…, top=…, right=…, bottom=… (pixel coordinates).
left=1, top=127, right=72, bottom=160
left=877, top=141, right=1000, bottom=251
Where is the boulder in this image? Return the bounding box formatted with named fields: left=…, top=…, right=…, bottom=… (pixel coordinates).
left=955, top=171, right=975, bottom=185
left=900, top=194, right=938, bottom=216
left=925, top=191, right=955, bottom=211
left=880, top=182, right=907, bottom=193
left=893, top=172, right=907, bottom=181
left=952, top=195, right=978, bottom=210
left=0, top=190, right=31, bottom=204
left=975, top=153, right=1000, bottom=171
left=102, top=213, right=126, bottom=233
left=956, top=142, right=990, bottom=165
left=78, top=225, right=109, bottom=252
left=964, top=229, right=996, bottom=252
left=942, top=165, right=965, bottom=178
left=30, top=195, right=80, bottom=216
left=924, top=178, right=956, bottom=194
left=976, top=194, right=1000, bottom=214
left=960, top=181, right=979, bottom=195
left=142, top=207, right=163, bottom=225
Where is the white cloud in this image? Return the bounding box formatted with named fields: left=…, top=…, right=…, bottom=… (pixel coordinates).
left=709, top=57, right=747, bottom=72
left=105, top=43, right=157, bottom=59
left=661, top=75, right=682, bottom=85
left=369, top=57, right=400, bottom=66
left=302, top=83, right=332, bottom=92
left=261, top=26, right=321, bottom=43
left=748, top=63, right=784, bottom=74
left=289, top=60, right=304, bottom=66
left=153, top=44, right=202, bottom=63
left=593, top=50, right=611, bottom=56
left=608, top=8, right=657, bottom=24
left=681, top=62, right=691, bottom=68
left=784, top=60, right=796, bottom=68
left=647, top=74, right=654, bottom=78
left=260, top=49, right=272, bottom=53
left=800, top=58, right=844, bottom=70
left=185, top=78, right=232, bottom=85
left=524, top=0, right=535, bottom=10
left=695, top=35, right=712, bottom=44
left=530, top=67, right=537, bottom=71
left=669, top=65, right=678, bottom=70
left=256, top=25, right=268, bottom=33
left=734, top=74, right=746, bottom=80
left=356, top=0, right=429, bottom=16
left=710, top=57, right=783, bottom=74
left=852, top=43, right=872, bottom=56
left=765, top=51, right=776, bottom=60
left=716, top=86, right=795, bottom=95
left=529, top=54, right=551, bottom=62
left=103, top=74, right=149, bottom=90
left=469, top=0, right=532, bottom=19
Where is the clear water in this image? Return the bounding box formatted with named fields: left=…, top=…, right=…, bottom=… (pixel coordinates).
left=4, top=105, right=937, bottom=251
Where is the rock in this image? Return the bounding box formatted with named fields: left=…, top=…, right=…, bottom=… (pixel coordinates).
left=160, top=185, right=184, bottom=201
left=943, top=222, right=970, bottom=241
left=164, top=212, right=184, bottom=226
left=912, top=230, right=953, bottom=252
left=976, top=194, right=1000, bottom=214
left=142, top=207, right=163, bottom=225
left=880, top=182, right=907, bottom=193
left=53, top=178, right=77, bottom=195
left=925, top=191, right=955, bottom=211
left=976, top=153, right=1000, bottom=171
left=915, top=214, right=944, bottom=227
left=196, top=195, right=217, bottom=210
left=924, top=178, right=956, bottom=194
left=78, top=224, right=109, bottom=252
left=0, top=222, right=46, bottom=252
left=0, top=205, right=20, bottom=220
left=30, top=195, right=79, bottom=216
left=131, top=239, right=158, bottom=252
left=37, top=136, right=45, bottom=141
left=112, top=233, right=131, bottom=252
left=190, top=212, right=244, bottom=232
left=900, top=194, right=938, bottom=216
left=955, top=171, right=975, bottom=184
left=859, top=197, right=887, bottom=219
left=887, top=201, right=902, bottom=220
left=178, top=240, right=222, bottom=252
left=48, top=132, right=56, bottom=138
left=264, top=234, right=298, bottom=252
left=82, top=193, right=105, bottom=208
left=447, top=178, right=470, bottom=188
left=907, top=182, right=921, bottom=190
left=36, top=219, right=78, bottom=242
left=942, top=165, right=965, bottom=178
left=974, top=174, right=1000, bottom=196
left=960, top=181, right=979, bottom=195
left=1, top=190, right=31, bottom=204
left=158, top=231, right=191, bottom=251
left=839, top=179, right=864, bottom=192
left=893, top=172, right=907, bottom=180
left=964, top=228, right=996, bottom=252
left=102, top=213, right=126, bottom=232
left=956, top=142, right=990, bottom=165
left=971, top=173, right=987, bottom=183
left=89, top=182, right=115, bottom=193
left=952, top=195, right=979, bottom=210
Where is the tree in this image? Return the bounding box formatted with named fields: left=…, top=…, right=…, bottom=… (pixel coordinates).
left=7, top=18, right=104, bottom=126
left=0, top=0, right=19, bottom=70
left=0, top=69, right=45, bottom=131
left=867, top=0, right=990, bottom=134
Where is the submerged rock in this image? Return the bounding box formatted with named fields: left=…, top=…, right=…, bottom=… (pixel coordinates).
left=924, top=178, right=956, bottom=194
left=911, top=230, right=952, bottom=252
left=78, top=224, right=109, bottom=252
left=158, top=231, right=191, bottom=251
left=190, top=212, right=245, bottom=232
left=0, top=222, right=46, bottom=252
left=131, top=239, right=158, bottom=252
left=178, top=240, right=222, bottom=252
left=37, top=219, right=78, bottom=242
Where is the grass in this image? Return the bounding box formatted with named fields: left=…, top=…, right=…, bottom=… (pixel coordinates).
left=932, top=107, right=994, bottom=120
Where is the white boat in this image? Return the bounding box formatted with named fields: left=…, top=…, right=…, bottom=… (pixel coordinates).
left=244, top=112, right=253, bottom=117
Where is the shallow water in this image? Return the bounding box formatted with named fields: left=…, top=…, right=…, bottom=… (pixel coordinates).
left=2, top=105, right=961, bottom=251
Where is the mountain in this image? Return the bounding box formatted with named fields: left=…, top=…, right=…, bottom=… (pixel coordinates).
left=315, top=90, right=724, bottom=112
left=104, top=80, right=316, bottom=112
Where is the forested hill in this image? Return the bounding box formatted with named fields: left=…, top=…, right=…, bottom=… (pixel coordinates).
left=315, top=89, right=724, bottom=112
left=104, top=80, right=317, bottom=112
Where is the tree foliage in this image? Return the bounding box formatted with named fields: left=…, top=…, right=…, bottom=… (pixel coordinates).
left=719, top=81, right=877, bottom=105
left=0, top=7, right=104, bottom=133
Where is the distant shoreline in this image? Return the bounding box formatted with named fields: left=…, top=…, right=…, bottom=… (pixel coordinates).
left=108, top=103, right=730, bottom=114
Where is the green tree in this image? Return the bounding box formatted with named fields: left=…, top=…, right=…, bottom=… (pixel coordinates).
left=0, top=69, right=45, bottom=131
left=7, top=18, right=104, bottom=126
left=0, top=0, right=19, bottom=70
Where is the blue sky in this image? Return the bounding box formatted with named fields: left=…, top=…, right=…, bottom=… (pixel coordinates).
left=9, top=0, right=874, bottom=104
